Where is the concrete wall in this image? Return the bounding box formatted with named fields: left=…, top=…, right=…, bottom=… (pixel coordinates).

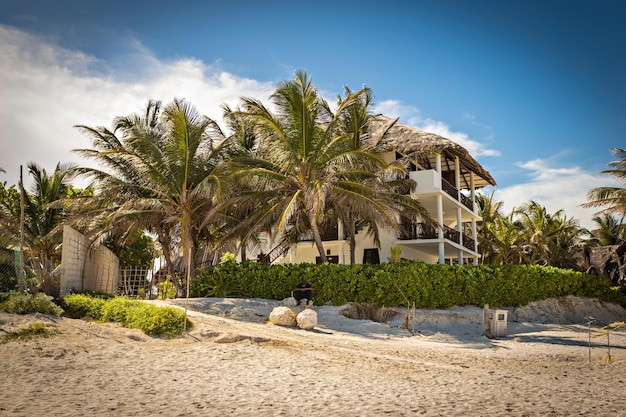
left=60, top=226, right=119, bottom=295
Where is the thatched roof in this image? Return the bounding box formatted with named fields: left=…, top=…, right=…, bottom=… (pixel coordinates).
left=367, top=114, right=496, bottom=189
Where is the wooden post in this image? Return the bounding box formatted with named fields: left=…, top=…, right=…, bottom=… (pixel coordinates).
left=483, top=303, right=492, bottom=339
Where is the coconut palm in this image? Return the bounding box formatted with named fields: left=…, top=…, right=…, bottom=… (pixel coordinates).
left=328, top=85, right=431, bottom=264
left=475, top=191, right=506, bottom=263
left=516, top=201, right=583, bottom=267
left=490, top=214, right=524, bottom=264
left=226, top=70, right=427, bottom=263
left=584, top=147, right=626, bottom=216
left=0, top=162, right=76, bottom=295
left=591, top=213, right=626, bottom=246
left=74, top=99, right=228, bottom=296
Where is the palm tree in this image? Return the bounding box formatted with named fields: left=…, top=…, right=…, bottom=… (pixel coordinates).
left=591, top=213, right=626, bottom=246
left=226, top=70, right=428, bottom=263
left=516, top=201, right=583, bottom=267
left=475, top=191, right=505, bottom=263
left=74, top=99, right=228, bottom=296
left=490, top=214, right=524, bottom=264
left=0, top=162, right=76, bottom=295
left=329, top=86, right=430, bottom=264
left=584, top=147, right=626, bottom=216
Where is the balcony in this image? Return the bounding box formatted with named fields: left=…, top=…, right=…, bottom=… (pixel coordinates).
left=410, top=170, right=475, bottom=212
left=398, top=222, right=476, bottom=251
left=442, top=178, right=474, bottom=211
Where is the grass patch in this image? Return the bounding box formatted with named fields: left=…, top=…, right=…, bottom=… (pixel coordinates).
left=0, top=322, right=60, bottom=344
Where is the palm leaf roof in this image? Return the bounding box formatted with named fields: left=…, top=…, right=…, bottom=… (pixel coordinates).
left=367, top=114, right=496, bottom=190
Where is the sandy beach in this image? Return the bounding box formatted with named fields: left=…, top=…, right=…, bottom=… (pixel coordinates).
left=1, top=295, right=625, bottom=416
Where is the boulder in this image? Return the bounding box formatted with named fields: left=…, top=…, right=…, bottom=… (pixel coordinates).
left=269, top=306, right=297, bottom=327
left=296, top=308, right=317, bottom=330
left=282, top=297, right=298, bottom=307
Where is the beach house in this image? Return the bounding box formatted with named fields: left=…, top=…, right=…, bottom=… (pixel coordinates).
left=255, top=114, right=496, bottom=266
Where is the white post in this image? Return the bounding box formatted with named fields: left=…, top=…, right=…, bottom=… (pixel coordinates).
left=457, top=207, right=463, bottom=264
left=437, top=194, right=445, bottom=264
left=454, top=157, right=461, bottom=196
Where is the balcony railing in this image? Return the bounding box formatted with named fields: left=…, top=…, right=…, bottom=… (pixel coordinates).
left=462, top=235, right=476, bottom=251
left=437, top=176, right=474, bottom=211
left=398, top=222, right=477, bottom=252
left=460, top=193, right=474, bottom=211
left=443, top=225, right=460, bottom=243
left=441, top=178, right=458, bottom=199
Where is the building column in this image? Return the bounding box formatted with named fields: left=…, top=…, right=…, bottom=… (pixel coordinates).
left=437, top=194, right=445, bottom=264
left=339, top=243, right=345, bottom=265
left=338, top=219, right=344, bottom=240
left=470, top=172, right=476, bottom=213
left=457, top=207, right=464, bottom=264
left=454, top=157, right=461, bottom=197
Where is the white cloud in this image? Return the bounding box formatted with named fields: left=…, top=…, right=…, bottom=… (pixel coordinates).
left=492, top=158, right=618, bottom=230
left=373, top=100, right=500, bottom=158
left=0, top=25, right=275, bottom=187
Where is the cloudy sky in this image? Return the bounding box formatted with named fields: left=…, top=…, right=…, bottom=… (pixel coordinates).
left=1, top=0, right=624, bottom=230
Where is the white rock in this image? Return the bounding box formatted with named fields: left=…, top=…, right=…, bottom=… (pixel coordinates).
left=269, top=306, right=297, bottom=327
left=282, top=297, right=298, bottom=307
left=296, top=309, right=317, bottom=330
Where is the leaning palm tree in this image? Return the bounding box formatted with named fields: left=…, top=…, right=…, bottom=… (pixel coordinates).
left=74, top=99, right=228, bottom=297
left=584, top=147, right=626, bottom=216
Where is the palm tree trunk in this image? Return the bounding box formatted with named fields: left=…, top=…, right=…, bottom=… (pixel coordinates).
left=240, top=239, right=247, bottom=262
left=349, top=232, right=356, bottom=265
left=308, top=212, right=328, bottom=263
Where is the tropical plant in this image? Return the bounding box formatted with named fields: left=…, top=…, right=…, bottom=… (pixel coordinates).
left=476, top=191, right=522, bottom=264
left=74, top=99, right=229, bottom=297
left=102, top=228, right=156, bottom=268
left=584, top=147, right=626, bottom=216
left=0, top=162, right=78, bottom=295
left=331, top=86, right=430, bottom=264
left=477, top=194, right=585, bottom=268
left=515, top=201, right=582, bottom=267
left=224, top=70, right=428, bottom=263
left=591, top=213, right=626, bottom=246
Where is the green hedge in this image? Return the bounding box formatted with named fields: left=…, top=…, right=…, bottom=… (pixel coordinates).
left=191, top=261, right=625, bottom=308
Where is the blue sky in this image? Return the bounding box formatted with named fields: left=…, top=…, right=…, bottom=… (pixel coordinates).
left=0, top=0, right=624, bottom=230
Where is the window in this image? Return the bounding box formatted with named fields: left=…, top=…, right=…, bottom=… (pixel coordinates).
left=363, top=248, right=380, bottom=264
left=316, top=255, right=339, bottom=264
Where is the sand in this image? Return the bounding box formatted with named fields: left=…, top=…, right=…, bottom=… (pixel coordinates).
left=1, top=295, right=625, bottom=416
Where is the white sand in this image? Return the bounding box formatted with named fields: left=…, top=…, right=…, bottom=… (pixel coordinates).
left=1, top=295, right=625, bottom=416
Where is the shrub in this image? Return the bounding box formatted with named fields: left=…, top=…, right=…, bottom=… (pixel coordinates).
left=101, top=297, right=140, bottom=323
left=61, top=293, right=107, bottom=319
left=0, top=293, right=63, bottom=316
left=158, top=276, right=177, bottom=300
left=61, top=293, right=191, bottom=338
left=123, top=304, right=190, bottom=338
